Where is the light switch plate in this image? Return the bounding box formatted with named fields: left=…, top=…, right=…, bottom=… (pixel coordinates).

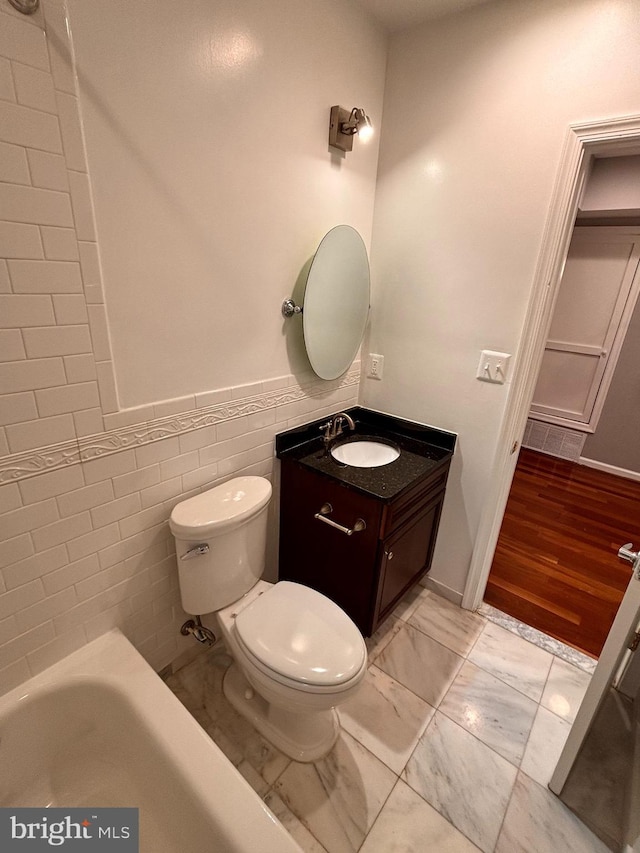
left=477, top=350, right=511, bottom=384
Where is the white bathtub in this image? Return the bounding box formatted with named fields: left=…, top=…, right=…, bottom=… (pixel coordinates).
left=0, top=630, right=302, bottom=853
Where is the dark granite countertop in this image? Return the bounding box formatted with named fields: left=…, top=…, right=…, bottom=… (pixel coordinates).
left=275, top=407, right=456, bottom=502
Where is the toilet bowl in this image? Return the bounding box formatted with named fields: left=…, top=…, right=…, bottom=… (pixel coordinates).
left=217, top=579, right=366, bottom=760
left=169, top=476, right=367, bottom=762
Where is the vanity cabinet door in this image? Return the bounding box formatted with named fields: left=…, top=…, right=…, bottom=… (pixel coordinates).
left=278, top=458, right=449, bottom=637
left=279, top=462, right=383, bottom=634
left=374, top=491, right=445, bottom=629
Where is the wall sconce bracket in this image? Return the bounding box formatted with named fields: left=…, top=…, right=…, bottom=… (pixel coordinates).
left=329, top=106, right=355, bottom=152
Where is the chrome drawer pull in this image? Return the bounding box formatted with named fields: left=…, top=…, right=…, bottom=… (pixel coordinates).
left=314, top=503, right=366, bottom=536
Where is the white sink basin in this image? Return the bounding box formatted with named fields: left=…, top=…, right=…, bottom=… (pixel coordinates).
left=331, top=439, right=400, bottom=468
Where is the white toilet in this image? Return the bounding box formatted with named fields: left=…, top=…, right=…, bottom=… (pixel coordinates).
left=169, top=475, right=367, bottom=762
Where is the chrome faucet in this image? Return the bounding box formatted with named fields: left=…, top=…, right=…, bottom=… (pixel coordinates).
left=320, top=412, right=356, bottom=445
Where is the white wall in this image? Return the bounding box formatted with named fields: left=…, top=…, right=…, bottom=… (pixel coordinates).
left=66, top=0, right=386, bottom=408
left=364, top=0, right=640, bottom=599
left=0, top=0, right=384, bottom=694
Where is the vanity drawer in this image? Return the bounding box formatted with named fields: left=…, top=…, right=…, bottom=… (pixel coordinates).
left=382, top=467, right=448, bottom=536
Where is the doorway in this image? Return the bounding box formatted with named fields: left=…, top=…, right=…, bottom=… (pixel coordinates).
left=484, top=216, right=640, bottom=657
left=462, top=115, right=640, bottom=649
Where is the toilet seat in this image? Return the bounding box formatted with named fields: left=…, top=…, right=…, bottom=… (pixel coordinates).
left=233, top=581, right=366, bottom=693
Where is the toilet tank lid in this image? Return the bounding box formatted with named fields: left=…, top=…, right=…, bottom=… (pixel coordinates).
left=169, top=476, right=272, bottom=538
left=234, top=581, right=366, bottom=686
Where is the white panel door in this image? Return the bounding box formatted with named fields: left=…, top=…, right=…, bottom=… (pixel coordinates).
left=628, top=714, right=640, bottom=853
left=549, top=544, right=640, bottom=853
left=531, top=228, right=640, bottom=431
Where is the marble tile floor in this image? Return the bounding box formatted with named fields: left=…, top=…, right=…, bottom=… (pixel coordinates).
left=166, top=587, right=608, bottom=853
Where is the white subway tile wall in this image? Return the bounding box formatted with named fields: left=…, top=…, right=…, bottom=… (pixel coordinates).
left=0, top=372, right=358, bottom=694
left=0, top=1, right=361, bottom=696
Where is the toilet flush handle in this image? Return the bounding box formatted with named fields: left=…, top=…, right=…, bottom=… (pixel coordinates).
left=181, top=543, right=210, bottom=560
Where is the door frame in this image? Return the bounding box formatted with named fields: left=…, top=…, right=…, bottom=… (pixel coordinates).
left=463, top=114, right=640, bottom=611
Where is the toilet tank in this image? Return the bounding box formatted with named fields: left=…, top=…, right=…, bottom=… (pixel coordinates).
left=169, top=477, right=272, bottom=615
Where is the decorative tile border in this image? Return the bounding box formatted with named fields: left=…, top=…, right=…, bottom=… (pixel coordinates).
left=0, top=366, right=361, bottom=484
left=0, top=440, right=82, bottom=483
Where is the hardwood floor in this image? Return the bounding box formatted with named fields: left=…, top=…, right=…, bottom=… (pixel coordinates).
left=484, top=448, right=640, bottom=658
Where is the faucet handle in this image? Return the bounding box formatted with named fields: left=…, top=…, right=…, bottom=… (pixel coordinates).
left=319, top=421, right=332, bottom=439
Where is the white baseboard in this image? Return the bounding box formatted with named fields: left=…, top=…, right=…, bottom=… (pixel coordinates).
left=579, top=456, right=640, bottom=483
left=422, top=575, right=464, bottom=607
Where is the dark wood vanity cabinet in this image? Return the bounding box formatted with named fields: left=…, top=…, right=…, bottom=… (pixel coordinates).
left=278, top=459, right=449, bottom=636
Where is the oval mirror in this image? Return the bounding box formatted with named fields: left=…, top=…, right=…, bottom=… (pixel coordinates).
left=303, top=225, right=370, bottom=380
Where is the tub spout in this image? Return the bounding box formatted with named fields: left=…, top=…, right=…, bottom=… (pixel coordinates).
left=181, top=616, right=216, bottom=645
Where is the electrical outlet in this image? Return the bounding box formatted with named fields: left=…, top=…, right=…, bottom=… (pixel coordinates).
left=368, top=353, right=384, bottom=380
left=476, top=350, right=511, bottom=384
